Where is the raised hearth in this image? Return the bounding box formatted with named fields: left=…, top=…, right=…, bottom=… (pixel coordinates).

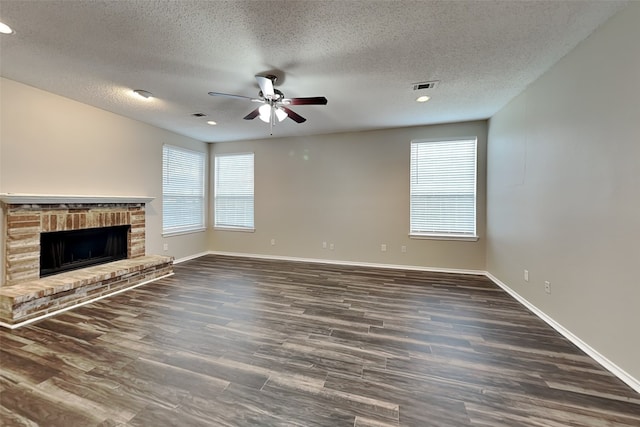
left=0, top=255, right=173, bottom=327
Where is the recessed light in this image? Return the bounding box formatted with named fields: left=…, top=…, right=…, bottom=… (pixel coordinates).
left=0, top=22, right=15, bottom=35
left=207, top=121, right=217, bottom=126
left=416, top=95, right=430, bottom=103
left=132, top=89, right=153, bottom=100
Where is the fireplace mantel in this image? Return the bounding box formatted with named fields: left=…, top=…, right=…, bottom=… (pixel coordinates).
left=0, top=193, right=154, bottom=205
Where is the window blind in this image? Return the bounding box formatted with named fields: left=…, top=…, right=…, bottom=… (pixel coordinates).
left=162, top=145, right=206, bottom=235
left=214, top=153, right=254, bottom=230
left=410, top=138, right=477, bottom=238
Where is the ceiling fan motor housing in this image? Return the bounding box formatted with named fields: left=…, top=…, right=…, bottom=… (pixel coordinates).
left=259, top=88, right=284, bottom=101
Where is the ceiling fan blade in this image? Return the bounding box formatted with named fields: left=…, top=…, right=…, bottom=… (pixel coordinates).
left=243, top=108, right=260, bottom=120
left=208, top=91, right=254, bottom=101
left=281, top=106, right=306, bottom=123
left=255, top=75, right=275, bottom=98
left=285, top=97, right=328, bottom=106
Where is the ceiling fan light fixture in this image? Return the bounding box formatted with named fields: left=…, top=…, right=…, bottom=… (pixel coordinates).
left=275, top=107, right=288, bottom=122
left=258, top=104, right=271, bottom=122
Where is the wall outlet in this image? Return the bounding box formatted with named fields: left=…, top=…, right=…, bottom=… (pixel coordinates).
left=401, top=245, right=407, bottom=253
left=544, top=281, right=551, bottom=294
left=322, top=241, right=327, bottom=249
left=381, top=244, right=387, bottom=252
left=270, top=238, right=276, bottom=246
left=163, top=243, right=168, bottom=251
left=524, top=269, right=529, bottom=282
left=329, top=243, right=335, bottom=250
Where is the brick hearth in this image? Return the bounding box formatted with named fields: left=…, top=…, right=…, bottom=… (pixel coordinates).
left=0, top=255, right=173, bottom=327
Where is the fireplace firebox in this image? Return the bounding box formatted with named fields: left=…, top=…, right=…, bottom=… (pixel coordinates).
left=40, top=225, right=130, bottom=277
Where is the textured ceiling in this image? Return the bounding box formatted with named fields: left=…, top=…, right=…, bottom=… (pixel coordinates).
left=0, top=0, right=627, bottom=142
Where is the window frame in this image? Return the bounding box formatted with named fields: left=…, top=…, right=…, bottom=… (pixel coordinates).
left=213, top=152, right=255, bottom=232
left=409, top=137, right=478, bottom=241
left=162, top=144, right=207, bottom=237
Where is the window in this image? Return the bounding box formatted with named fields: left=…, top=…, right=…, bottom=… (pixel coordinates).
left=214, top=153, right=254, bottom=230
left=162, top=145, right=206, bottom=235
left=410, top=138, right=477, bottom=240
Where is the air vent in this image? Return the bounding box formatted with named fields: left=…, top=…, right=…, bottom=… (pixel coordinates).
left=191, top=112, right=207, bottom=117
left=412, top=80, right=439, bottom=91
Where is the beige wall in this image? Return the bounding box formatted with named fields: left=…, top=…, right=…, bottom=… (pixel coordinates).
left=487, top=3, right=640, bottom=381
left=210, top=121, right=487, bottom=271
left=0, top=78, right=209, bottom=285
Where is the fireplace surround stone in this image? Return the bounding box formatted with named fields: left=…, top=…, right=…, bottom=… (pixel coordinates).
left=1, top=195, right=152, bottom=285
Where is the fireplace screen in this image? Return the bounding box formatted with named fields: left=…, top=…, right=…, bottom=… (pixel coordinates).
left=40, top=225, right=130, bottom=277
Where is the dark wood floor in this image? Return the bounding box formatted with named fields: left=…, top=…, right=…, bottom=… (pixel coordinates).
left=1, top=255, right=638, bottom=426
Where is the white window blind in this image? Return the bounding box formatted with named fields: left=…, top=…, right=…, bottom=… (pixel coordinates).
left=410, top=138, right=477, bottom=238
left=214, top=153, right=254, bottom=230
left=162, top=145, right=206, bottom=235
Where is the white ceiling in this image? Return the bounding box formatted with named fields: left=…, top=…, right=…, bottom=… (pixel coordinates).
left=0, top=0, right=627, bottom=142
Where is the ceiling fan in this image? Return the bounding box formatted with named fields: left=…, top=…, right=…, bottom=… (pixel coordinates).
left=208, top=74, right=328, bottom=129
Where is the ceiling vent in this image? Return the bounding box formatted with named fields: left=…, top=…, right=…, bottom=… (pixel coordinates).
left=191, top=112, right=207, bottom=117
left=412, top=80, right=439, bottom=90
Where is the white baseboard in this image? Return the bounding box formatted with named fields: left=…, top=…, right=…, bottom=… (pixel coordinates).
left=205, top=250, right=486, bottom=276
left=0, top=272, right=174, bottom=330
left=485, top=272, right=640, bottom=395
left=173, top=251, right=211, bottom=264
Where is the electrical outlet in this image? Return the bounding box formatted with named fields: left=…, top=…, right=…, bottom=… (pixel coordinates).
left=270, top=238, right=276, bottom=246
left=381, top=244, right=387, bottom=252
left=524, top=269, right=529, bottom=282
left=322, top=241, right=327, bottom=249
left=545, top=281, right=551, bottom=294
left=401, top=245, right=407, bottom=253
left=163, top=243, right=168, bottom=251
left=329, top=243, right=334, bottom=250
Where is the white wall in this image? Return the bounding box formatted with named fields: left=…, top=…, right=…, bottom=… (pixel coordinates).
left=0, top=78, right=209, bottom=285
left=210, top=121, right=487, bottom=271
left=487, top=3, right=640, bottom=382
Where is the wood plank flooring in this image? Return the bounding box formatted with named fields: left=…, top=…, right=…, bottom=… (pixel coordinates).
left=1, top=254, right=639, bottom=426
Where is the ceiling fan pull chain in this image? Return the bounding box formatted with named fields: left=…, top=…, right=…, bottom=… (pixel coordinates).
left=270, top=107, right=274, bottom=136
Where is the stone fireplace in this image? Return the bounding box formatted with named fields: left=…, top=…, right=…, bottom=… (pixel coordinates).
left=0, top=194, right=173, bottom=327
left=2, top=195, right=148, bottom=285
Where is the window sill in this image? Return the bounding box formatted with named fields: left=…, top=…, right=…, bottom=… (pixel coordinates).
left=162, top=228, right=206, bottom=238
left=214, top=226, right=255, bottom=233
left=409, top=233, right=479, bottom=242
